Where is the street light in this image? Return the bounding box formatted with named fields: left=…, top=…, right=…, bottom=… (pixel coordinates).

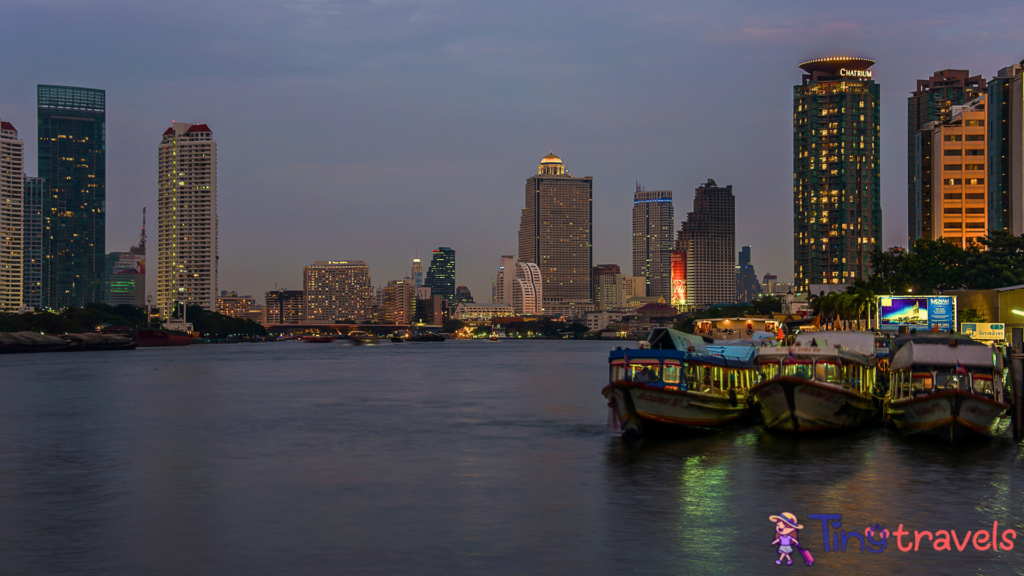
left=1012, top=309, right=1024, bottom=317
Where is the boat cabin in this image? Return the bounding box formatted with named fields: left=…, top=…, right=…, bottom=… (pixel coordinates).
left=888, top=341, right=1001, bottom=402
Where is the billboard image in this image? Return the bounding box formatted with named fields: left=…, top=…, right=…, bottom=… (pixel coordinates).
left=877, top=295, right=956, bottom=332
left=671, top=251, right=686, bottom=311
left=113, top=253, right=145, bottom=275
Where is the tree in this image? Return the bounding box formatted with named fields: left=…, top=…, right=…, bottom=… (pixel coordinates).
left=442, top=319, right=466, bottom=333
left=958, top=308, right=987, bottom=331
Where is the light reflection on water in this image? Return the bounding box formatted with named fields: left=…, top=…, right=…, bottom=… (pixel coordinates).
left=0, top=340, right=1021, bottom=575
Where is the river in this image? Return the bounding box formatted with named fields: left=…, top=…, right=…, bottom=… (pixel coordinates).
left=1, top=340, right=1021, bottom=575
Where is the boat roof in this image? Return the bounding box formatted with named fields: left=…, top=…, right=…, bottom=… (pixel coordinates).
left=648, top=327, right=709, bottom=353
left=794, top=330, right=875, bottom=355
left=609, top=345, right=757, bottom=368
left=889, top=341, right=996, bottom=372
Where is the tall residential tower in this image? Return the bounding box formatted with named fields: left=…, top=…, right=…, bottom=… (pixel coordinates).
left=793, top=57, right=881, bottom=290
left=632, top=185, right=673, bottom=299
left=0, top=119, right=23, bottom=312
left=518, top=152, right=593, bottom=308
left=38, top=85, right=106, bottom=309
left=675, top=179, right=735, bottom=307
left=157, top=122, right=218, bottom=317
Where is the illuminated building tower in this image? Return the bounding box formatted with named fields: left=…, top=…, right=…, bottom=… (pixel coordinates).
left=303, top=260, right=372, bottom=322
left=518, top=152, right=593, bottom=308
left=676, top=179, right=735, bottom=308
left=22, top=177, right=44, bottom=310
left=632, top=184, right=673, bottom=299
left=908, top=70, right=986, bottom=242
left=157, top=122, right=218, bottom=317
left=592, top=264, right=622, bottom=311
left=0, top=119, right=23, bottom=312
left=411, top=256, right=423, bottom=287
left=424, top=247, right=455, bottom=300
left=37, top=85, right=106, bottom=309
left=383, top=278, right=417, bottom=324
left=495, top=255, right=516, bottom=305
left=988, top=64, right=1024, bottom=234
left=265, top=289, right=304, bottom=324
left=105, top=208, right=147, bottom=307
left=793, top=57, right=880, bottom=290
left=915, top=96, right=988, bottom=248
left=735, top=246, right=761, bottom=304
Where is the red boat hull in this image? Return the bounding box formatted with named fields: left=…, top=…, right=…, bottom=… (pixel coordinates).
left=135, top=329, right=192, bottom=347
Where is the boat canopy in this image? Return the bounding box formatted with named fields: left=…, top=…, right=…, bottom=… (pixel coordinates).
left=890, top=341, right=995, bottom=372
left=648, top=328, right=709, bottom=353
left=793, top=330, right=875, bottom=356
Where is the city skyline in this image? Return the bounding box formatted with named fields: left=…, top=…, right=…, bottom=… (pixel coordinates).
left=3, top=1, right=1024, bottom=304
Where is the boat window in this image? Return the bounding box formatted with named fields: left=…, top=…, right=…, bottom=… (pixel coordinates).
left=935, top=369, right=964, bottom=390
left=610, top=360, right=626, bottom=383
left=663, top=360, right=681, bottom=384
left=627, top=360, right=661, bottom=384
left=910, top=372, right=933, bottom=394
left=972, top=374, right=994, bottom=396
left=757, top=360, right=779, bottom=382
left=815, top=360, right=843, bottom=384
left=783, top=360, right=812, bottom=380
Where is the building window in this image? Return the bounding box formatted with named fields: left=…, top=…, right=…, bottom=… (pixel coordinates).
left=943, top=149, right=962, bottom=156
left=944, top=222, right=963, bottom=229
left=943, top=164, right=962, bottom=171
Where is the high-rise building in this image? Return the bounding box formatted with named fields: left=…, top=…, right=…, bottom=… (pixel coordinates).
left=383, top=278, right=416, bottom=324
left=303, top=260, right=372, bottom=323
left=676, top=179, right=735, bottom=307
left=495, top=255, right=543, bottom=315
left=217, top=292, right=256, bottom=318
left=495, top=255, right=516, bottom=305
left=988, top=64, right=1024, bottom=234
left=411, top=256, right=424, bottom=287
left=915, top=96, right=989, bottom=248
left=519, top=152, right=593, bottom=308
left=157, top=122, right=218, bottom=317
left=592, top=264, right=621, bottom=311
left=37, top=85, right=106, bottom=310
left=735, top=246, right=761, bottom=304
left=632, top=185, right=673, bottom=299
left=22, top=176, right=44, bottom=310
left=908, top=70, right=986, bottom=243
left=104, top=208, right=146, bottom=307
left=793, top=57, right=881, bottom=290
left=265, top=289, right=304, bottom=324
left=0, top=119, right=24, bottom=312
left=455, top=285, right=473, bottom=304
left=424, top=247, right=455, bottom=300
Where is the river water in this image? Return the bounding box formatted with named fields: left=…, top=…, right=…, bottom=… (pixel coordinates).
left=0, top=340, right=1022, bottom=575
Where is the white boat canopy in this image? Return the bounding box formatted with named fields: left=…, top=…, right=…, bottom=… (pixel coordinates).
left=793, top=330, right=875, bottom=356
left=889, top=341, right=995, bottom=372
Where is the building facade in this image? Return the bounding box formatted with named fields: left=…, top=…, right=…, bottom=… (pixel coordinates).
left=217, top=292, right=256, bottom=319
left=592, top=264, right=622, bottom=311
left=411, top=256, right=423, bottom=287
left=988, top=64, right=1024, bottom=234
left=676, top=179, right=735, bottom=307
left=265, top=289, right=304, bottom=324
left=0, top=119, right=23, bottom=312
left=453, top=303, right=514, bottom=321
left=303, top=260, right=372, bottom=323
left=22, top=176, right=44, bottom=310
left=104, top=208, right=146, bottom=307
left=157, top=122, right=218, bottom=317
left=793, top=58, right=881, bottom=290
left=632, top=185, right=673, bottom=299
left=916, top=96, right=989, bottom=247
left=735, top=246, right=761, bottom=304
left=424, top=247, right=455, bottom=301
left=519, top=152, right=593, bottom=307
left=495, top=255, right=542, bottom=315
left=38, top=85, right=106, bottom=310
left=383, top=278, right=416, bottom=324
left=908, top=69, right=986, bottom=242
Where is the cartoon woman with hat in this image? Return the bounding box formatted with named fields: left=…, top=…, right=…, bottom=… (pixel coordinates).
left=769, top=512, right=805, bottom=566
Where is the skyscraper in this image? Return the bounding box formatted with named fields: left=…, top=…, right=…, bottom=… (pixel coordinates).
left=424, top=247, right=455, bottom=300
left=22, top=176, right=44, bottom=310
left=793, top=57, right=881, bottom=290
left=157, top=122, right=218, bottom=317
left=303, top=260, right=372, bottom=322
left=105, top=208, right=146, bottom=307
left=411, top=256, right=423, bottom=287
left=0, top=119, right=23, bottom=312
left=988, top=64, right=1024, bottom=234
left=908, top=70, right=986, bottom=242
left=632, top=184, right=673, bottom=299
left=518, top=152, right=593, bottom=308
left=495, top=255, right=542, bottom=315
left=37, top=85, right=106, bottom=310
left=735, top=246, right=761, bottom=304
left=676, top=179, right=735, bottom=307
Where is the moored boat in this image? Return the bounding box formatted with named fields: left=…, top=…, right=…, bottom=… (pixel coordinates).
left=603, top=328, right=759, bottom=436
left=135, top=320, right=193, bottom=347
left=347, top=330, right=377, bottom=344
left=749, top=331, right=878, bottom=433
left=885, top=338, right=1008, bottom=443
left=302, top=335, right=336, bottom=343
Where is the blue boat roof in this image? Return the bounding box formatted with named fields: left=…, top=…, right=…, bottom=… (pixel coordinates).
left=608, top=346, right=757, bottom=368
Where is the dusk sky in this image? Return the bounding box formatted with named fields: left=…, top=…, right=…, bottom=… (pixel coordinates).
left=3, top=0, right=1023, bottom=304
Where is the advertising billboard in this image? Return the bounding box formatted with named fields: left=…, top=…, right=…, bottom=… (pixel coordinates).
left=670, top=251, right=686, bottom=311
left=961, top=323, right=1005, bottom=341
left=876, top=295, right=956, bottom=332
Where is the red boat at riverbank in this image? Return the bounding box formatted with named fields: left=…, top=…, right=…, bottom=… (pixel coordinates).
left=302, top=335, right=336, bottom=343
left=135, top=320, right=193, bottom=347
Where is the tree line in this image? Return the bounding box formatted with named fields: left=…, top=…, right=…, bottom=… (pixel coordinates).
left=0, top=303, right=267, bottom=338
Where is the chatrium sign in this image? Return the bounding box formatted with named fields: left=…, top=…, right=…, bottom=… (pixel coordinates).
left=840, top=69, right=873, bottom=78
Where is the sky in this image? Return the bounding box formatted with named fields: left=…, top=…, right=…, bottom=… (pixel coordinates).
left=2, top=0, right=1023, bottom=304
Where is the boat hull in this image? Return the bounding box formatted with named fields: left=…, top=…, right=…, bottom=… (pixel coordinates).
left=750, top=376, right=876, bottom=433
left=603, top=381, right=750, bottom=436
left=886, top=390, right=1008, bottom=443
left=135, top=329, right=192, bottom=347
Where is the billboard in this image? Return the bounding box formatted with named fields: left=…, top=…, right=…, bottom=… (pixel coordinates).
left=876, top=295, right=956, bottom=332
left=112, top=252, right=145, bottom=275
left=961, top=323, right=1005, bottom=341
left=671, top=251, right=686, bottom=311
